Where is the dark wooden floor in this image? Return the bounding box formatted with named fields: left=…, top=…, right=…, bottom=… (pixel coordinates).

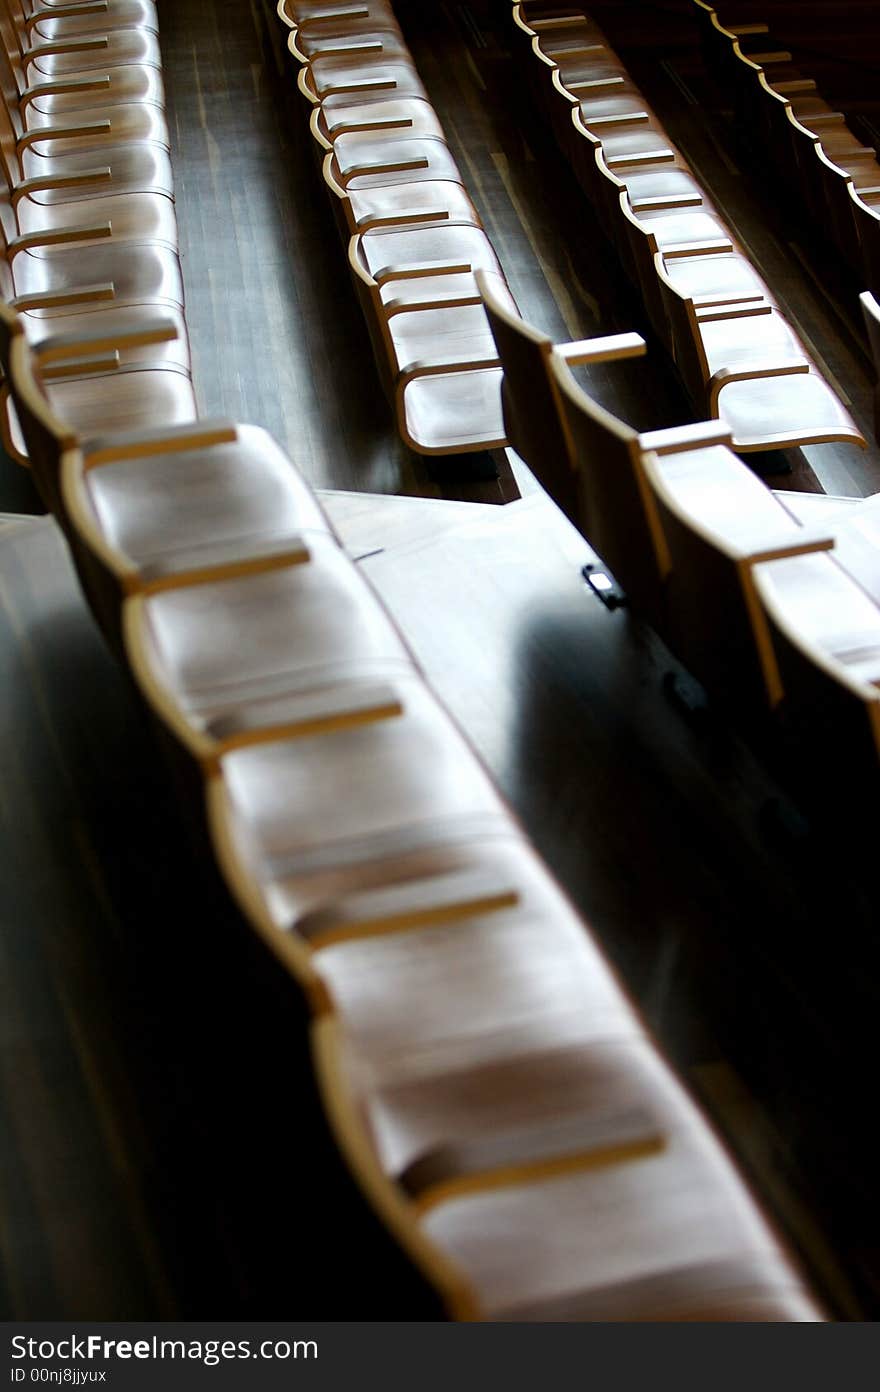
left=2, top=0, right=880, bottom=1321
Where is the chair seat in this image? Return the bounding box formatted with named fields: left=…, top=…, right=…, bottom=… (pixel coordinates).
left=755, top=550, right=880, bottom=686
left=699, top=308, right=802, bottom=377
left=20, top=142, right=175, bottom=202
left=360, top=222, right=504, bottom=285
left=421, top=1044, right=811, bottom=1322
left=314, top=848, right=639, bottom=1083
left=23, top=98, right=171, bottom=153
left=632, top=207, right=729, bottom=249
left=334, top=135, right=463, bottom=190
left=661, top=252, right=766, bottom=304
left=402, top=365, right=506, bottom=453
left=12, top=239, right=184, bottom=312
left=26, top=31, right=162, bottom=77
left=15, top=189, right=179, bottom=249
left=317, top=96, right=444, bottom=145
left=21, top=303, right=191, bottom=375
left=30, top=0, right=160, bottom=39
left=85, top=425, right=330, bottom=582
left=717, top=369, right=865, bottom=451
left=24, top=62, right=165, bottom=114
left=294, top=27, right=408, bottom=62
left=308, top=56, right=427, bottom=108
left=45, top=368, right=197, bottom=442
left=829, top=503, right=880, bottom=605
left=218, top=679, right=511, bottom=903
left=135, top=534, right=415, bottom=736
left=387, top=302, right=499, bottom=372
left=346, top=179, right=482, bottom=231
left=613, top=165, right=703, bottom=206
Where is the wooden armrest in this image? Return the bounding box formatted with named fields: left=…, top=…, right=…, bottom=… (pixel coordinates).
left=567, top=74, right=625, bottom=91
left=83, top=418, right=239, bottom=468
left=692, top=293, right=765, bottom=309
left=328, top=115, right=413, bottom=136
left=748, top=51, right=793, bottom=65
left=24, top=2, right=108, bottom=33
left=555, top=331, right=646, bottom=366
left=206, top=683, right=403, bottom=754
left=321, top=77, right=397, bottom=95
left=606, top=149, right=675, bottom=168
left=721, top=526, right=835, bottom=566
left=5, top=222, right=112, bottom=255
left=341, top=155, right=429, bottom=183
left=696, top=302, right=773, bottom=323
left=385, top=291, right=483, bottom=316
left=297, top=5, right=370, bottom=19
left=322, top=40, right=384, bottom=57
left=41, top=351, right=120, bottom=380
left=17, top=120, right=112, bottom=152
left=22, top=36, right=110, bottom=68
left=708, top=359, right=810, bottom=410
left=631, top=193, right=702, bottom=211
left=375, top=259, right=473, bottom=284
left=400, top=351, right=500, bottom=382
left=355, top=207, right=451, bottom=230
left=530, top=15, right=591, bottom=30
left=662, top=237, right=734, bottom=258
left=12, top=166, right=112, bottom=206
left=35, top=316, right=180, bottom=365
left=774, top=79, right=816, bottom=94
left=584, top=111, right=650, bottom=128
left=297, top=867, right=519, bottom=947
left=11, top=282, right=115, bottom=311
left=638, top=419, right=733, bottom=456
left=401, top=1105, right=665, bottom=1213
left=20, top=74, right=111, bottom=113
left=729, top=24, right=769, bottom=36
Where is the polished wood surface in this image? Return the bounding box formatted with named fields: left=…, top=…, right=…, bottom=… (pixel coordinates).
left=2, top=494, right=878, bottom=1317
left=3, top=0, right=880, bottom=1321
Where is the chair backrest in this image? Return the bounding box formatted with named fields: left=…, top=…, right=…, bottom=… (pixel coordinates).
left=0, top=299, right=75, bottom=513
left=549, top=352, right=668, bottom=621
left=813, top=145, right=862, bottom=267
left=851, top=188, right=880, bottom=295
left=476, top=270, right=579, bottom=520
left=638, top=443, right=836, bottom=714
left=651, top=252, right=709, bottom=405
left=753, top=549, right=880, bottom=806
left=616, top=191, right=667, bottom=339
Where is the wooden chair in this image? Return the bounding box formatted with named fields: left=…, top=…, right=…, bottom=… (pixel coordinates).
left=550, top=348, right=732, bottom=628
left=347, top=229, right=507, bottom=454
left=753, top=547, right=880, bottom=807
left=309, top=95, right=444, bottom=155
left=288, top=23, right=407, bottom=68
left=322, top=148, right=481, bottom=234
left=313, top=999, right=823, bottom=1320
left=0, top=92, right=179, bottom=251
left=0, top=18, right=169, bottom=152
left=653, top=249, right=866, bottom=453
left=850, top=184, right=880, bottom=297
left=206, top=675, right=517, bottom=968
left=1, top=308, right=330, bottom=640
left=1, top=0, right=162, bottom=76
left=477, top=266, right=644, bottom=524
left=860, top=290, right=880, bottom=441
left=123, top=529, right=418, bottom=776
left=300, top=49, right=427, bottom=113
left=7, top=0, right=159, bottom=41
left=0, top=3, right=165, bottom=112
left=637, top=439, right=837, bottom=714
